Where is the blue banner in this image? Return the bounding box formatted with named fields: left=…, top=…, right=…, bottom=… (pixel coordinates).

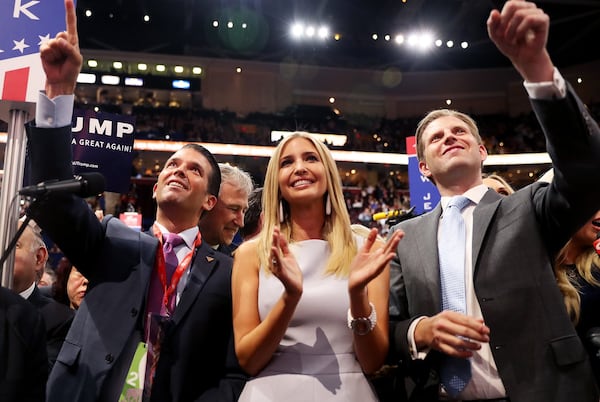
left=406, top=136, right=440, bottom=215
left=71, top=109, right=136, bottom=193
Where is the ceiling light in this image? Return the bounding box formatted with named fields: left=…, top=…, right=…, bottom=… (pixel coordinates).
left=137, top=63, right=147, bottom=71
left=156, top=64, right=166, bottom=72
left=87, top=59, right=98, bottom=68
left=192, top=67, right=202, bottom=75
left=113, top=61, right=123, bottom=69
left=174, top=66, right=184, bottom=73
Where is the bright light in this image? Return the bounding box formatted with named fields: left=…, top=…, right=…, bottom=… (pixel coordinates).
left=407, top=34, right=418, bottom=47
left=329, top=97, right=335, bottom=104
left=87, top=59, right=98, bottom=68
left=174, top=65, right=184, bottom=73
left=143, top=15, right=150, bottom=22
left=101, top=75, right=120, bottom=85
left=577, top=77, right=583, bottom=84
left=125, top=77, right=144, bottom=87
left=227, top=21, right=234, bottom=28
left=212, top=20, right=219, bottom=27
left=242, top=23, right=247, bottom=29
left=192, top=67, right=203, bottom=75
left=445, top=99, right=452, bottom=105
left=113, top=61, right=123, bottom=69
left=384, top=35, right=391, bottom=41
left=317, top=26, right=329, bottom=39
left=461, top=41, right=469, bottom=49
left=395, top=34, right=404, bottom=45
left=77, top=73, right=96, bottom=84
left=446, top=40, right=454, bottom=48
left=306, top=26, right=316, bottom=37
left=372, top=33, right=378, bottom=40
left=156, top=64, right=166, bottom=72
left=435, top=39, right=442, bottom=47
left=291, top=23, right=304, bottom=38
left=236, top=67, right=242, bottom=73
left=137, top=63, right=147, bottom=71
left=334, top=33, right=341, bottom=41
left=85, top=9, right=92, bottom=17
left=418, top=32, right=434, bottom=50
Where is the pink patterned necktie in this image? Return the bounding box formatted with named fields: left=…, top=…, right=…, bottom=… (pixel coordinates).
left=162, top=233, right=184, bottom=284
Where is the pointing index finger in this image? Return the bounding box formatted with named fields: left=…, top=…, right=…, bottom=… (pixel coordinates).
left=65, top=0, right=79, bottom=47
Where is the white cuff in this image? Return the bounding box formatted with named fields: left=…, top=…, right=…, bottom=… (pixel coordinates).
left=523, top=68, right=566, bottom=100
left=408, top=316, right=430, bottom=360
left=36, top=91, right=74, bottom=128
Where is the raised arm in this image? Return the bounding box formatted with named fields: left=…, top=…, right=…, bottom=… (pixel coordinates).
left=487, top=0, right=553, bottom=83
left=40, top=0, right=82, bottom=98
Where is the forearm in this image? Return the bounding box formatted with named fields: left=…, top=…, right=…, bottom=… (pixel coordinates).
left=349, top=272, right=389, bottom=374
left=235, top=291, right=300, bottom=376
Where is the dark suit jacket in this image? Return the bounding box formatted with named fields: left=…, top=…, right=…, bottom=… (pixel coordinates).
left=389, top=86, right=600, bottom=402
left=25, top=124, right=247, bottom=402
left=27, top=285, right=74, bottom=370
left=0, top=286, right=47, bottom=402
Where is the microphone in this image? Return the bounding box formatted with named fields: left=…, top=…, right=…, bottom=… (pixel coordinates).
left=19, top=173, right=106, bottom=198
left=594, top=232, right=600, bottom=256
left=372, top=206, right=416, bottom=221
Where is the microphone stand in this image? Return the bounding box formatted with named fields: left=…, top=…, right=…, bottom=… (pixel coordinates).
left=0, top=214, right=32, bottom=268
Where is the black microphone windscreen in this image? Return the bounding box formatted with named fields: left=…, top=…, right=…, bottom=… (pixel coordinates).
left=79, top=173, right=106, bottom=197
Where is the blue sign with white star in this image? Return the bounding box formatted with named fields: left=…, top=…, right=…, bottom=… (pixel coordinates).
left=1, top=0, right=67, bottom=61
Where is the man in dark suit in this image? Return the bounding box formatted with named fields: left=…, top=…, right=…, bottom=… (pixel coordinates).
left=25, top=1, right=246, bottom=401
left=198, top=163, right=253, bottom=256
left=12, top=218, right=73, bottom=370
left=0, top=286, right=47, bottom=402
left=388, top=1, right=600, bottom=401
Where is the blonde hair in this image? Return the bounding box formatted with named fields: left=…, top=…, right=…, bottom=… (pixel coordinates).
left=257, top=132, right=357, bottom=276
left=554, top=239, right=600, bottom=324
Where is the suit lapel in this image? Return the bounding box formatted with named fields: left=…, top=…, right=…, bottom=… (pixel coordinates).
left=414, top=205, right=444, bottom=312
left=171, top=244, right=217, bottom=325
left=472, top=189, right=502, bottom=275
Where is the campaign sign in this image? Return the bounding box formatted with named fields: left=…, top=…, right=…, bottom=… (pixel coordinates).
left=406, top=136, right=440, bottom=215
left=71, top=109, right=136, bottom=193
left=0, top=0, right=68, bottom=108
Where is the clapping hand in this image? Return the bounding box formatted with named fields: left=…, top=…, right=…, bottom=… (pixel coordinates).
left=348, top=228, right=403, bottom=295
left=269, top=227, right=303, bottom=298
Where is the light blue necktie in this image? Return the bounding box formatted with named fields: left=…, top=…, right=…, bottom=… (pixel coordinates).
left=438, top=195, right=471, bottom=397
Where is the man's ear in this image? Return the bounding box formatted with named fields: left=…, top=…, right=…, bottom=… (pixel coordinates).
left=152, top=182, right=157, bottom=199
left=418, top=160, right=432, bottom=179
left=35, top=247, right=49, bottom=271
left=203, top=194, right=218, bottom=212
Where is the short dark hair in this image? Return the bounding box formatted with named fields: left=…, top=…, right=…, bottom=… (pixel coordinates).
left=240, top=187, right=263, bottom=239
left=181, top=143, right=221, bottom=197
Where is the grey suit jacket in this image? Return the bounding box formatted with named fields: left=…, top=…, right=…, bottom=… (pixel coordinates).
left=389, top=85, right=600, bottom=402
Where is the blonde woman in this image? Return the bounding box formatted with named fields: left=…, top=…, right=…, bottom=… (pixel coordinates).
left=555, top=209, right=600, bottom=385
left=233, top=132, right=403, bottom=401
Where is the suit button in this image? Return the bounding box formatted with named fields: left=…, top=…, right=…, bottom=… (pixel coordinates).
left=130, top=308, right=138, bottom=317
left=105, top=354, right=114, bottom=364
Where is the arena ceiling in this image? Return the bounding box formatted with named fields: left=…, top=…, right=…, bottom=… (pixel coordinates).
left=76, top=0, right=600, bottom=72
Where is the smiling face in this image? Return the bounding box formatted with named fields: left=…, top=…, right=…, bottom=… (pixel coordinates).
left=277, top=137, right=328, bottom=208
left=418, top=114, right=487, bottom=192
left=199, top=181, right=249, bottom=247
left=153, top=147, right=218, bottom=226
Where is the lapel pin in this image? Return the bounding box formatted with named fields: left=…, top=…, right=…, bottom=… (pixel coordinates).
left=206, top=256, right=214, bottom=262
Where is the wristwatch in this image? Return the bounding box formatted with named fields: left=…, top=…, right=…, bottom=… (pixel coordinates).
left=347, top=302, right=377, bottom=336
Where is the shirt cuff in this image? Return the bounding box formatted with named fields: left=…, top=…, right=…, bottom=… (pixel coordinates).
left=523, top=68, right=567, bottom=100
left=36, top=92, right=74, bottom=128
left=408, top=316, right=430, bottom=360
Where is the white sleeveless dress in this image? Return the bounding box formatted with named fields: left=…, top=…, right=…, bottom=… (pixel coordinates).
left=238, top=237, right=379, bottom=401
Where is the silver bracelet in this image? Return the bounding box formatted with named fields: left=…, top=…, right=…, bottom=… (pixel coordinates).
left=347, top=302, right=377, bottom=336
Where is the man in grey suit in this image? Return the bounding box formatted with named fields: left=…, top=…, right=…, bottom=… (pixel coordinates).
left=388, top=1, right=600, bottom=401
left=24, top=1, right=246, bottom=401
